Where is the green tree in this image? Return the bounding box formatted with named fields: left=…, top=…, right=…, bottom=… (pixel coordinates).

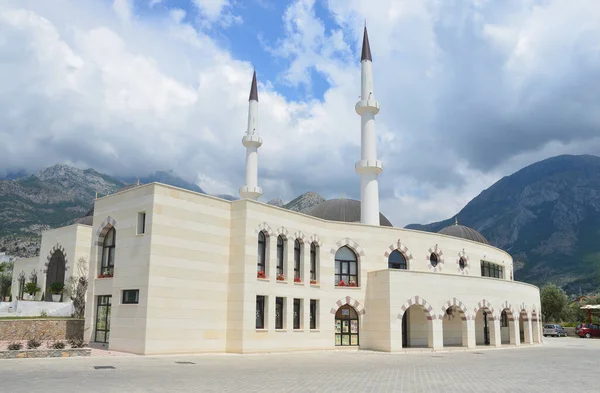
left=541, top=283, right=569, bottom=322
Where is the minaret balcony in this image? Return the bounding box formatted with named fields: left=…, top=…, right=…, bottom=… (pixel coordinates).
left=242, top=134, right=263, bottom=148
left=355, top=159, right=383, bottom=174
left=240, top=185, right=263, bottom=200
left=355, top=99, right=380, bottom=115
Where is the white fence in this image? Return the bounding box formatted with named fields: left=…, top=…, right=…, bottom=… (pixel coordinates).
left=0, top=300, right=74, bottom=317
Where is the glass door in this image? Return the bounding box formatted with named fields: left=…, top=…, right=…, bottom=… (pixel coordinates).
left=335, top=305, right=359, bottom=346
left=95, top=295, right=112, bottom=343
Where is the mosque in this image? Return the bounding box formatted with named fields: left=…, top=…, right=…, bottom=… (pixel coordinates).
left=11, top=27, right=541, bottom=354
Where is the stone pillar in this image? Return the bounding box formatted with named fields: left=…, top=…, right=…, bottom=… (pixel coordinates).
left=511, top=318, right=519, bottom=346
left=466, top=318, right=476, bottom=349
left=431, top=319, right=444, bottom=350
left=492, top=319, right=501, bottom=348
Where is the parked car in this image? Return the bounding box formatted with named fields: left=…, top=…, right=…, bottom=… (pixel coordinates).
left=575, top=323, right=600, bottom=338
left=543, top=324, right=567, bottom=337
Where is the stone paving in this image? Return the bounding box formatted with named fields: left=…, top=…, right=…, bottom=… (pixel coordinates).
left=0, top=338, right=597, bottom=392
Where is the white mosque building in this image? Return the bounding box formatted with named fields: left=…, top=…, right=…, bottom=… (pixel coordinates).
left=11, top=27, right=541, bottom=355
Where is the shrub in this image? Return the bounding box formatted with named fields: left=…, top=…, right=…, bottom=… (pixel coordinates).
left=49, top=281, right=65, bottom=294
left=50, top=341, right=66, bottom=349
left=39, top=310, right=48, bottom=318
left=27, top=339, right=42, bottom=349
left=68, top=338, right=87, bottom=348
left=8, top=342, right=23, bottom=350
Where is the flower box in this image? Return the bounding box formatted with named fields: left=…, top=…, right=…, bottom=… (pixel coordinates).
left=97, top=273, right=113, bottom=279
left=310, top=280, right=318, bottom=285
left=348, top=281, right=357, bottom=287
left=337, top=280, right=346, bottom=287
left=257, top=271, right=266, bottom=279
left=276, top=274, right=285, bottom=281
left=294, top=277, right=302, bottom=283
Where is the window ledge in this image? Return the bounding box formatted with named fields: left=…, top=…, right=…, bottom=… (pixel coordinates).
left=335, top=286, right=361, bottom=289
left=293, top=282, right=304, bottom=286
left=136, top=233, right=146, bottom=237
left=257, top=277, right=269, bottom=282
left=310, top=329, right=320, bottom=332
left=96, top=276, right=114, bottom=280
left=275, top=329, right=287, bottom=332
left=255, top=329, right=268, bottom=333
left=293, top=329, right=304, bottom=332
left=276, top=280, right=288, bottom=284
left=310, top=283, right=320, bottom=288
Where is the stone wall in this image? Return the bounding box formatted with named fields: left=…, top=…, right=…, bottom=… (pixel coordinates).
left=0, top=319, right=84, bottom=341
left=0, top=348, right=91, bottom=359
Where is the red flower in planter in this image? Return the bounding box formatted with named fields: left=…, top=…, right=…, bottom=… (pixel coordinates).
left=310, top=280, right=318, bottom=285
left=257, top=271, right=266, bottom=279
left=348, top=281, right=357, bottom=287
left=277, top=274, right=285, bottom=281
left=337, top=280, right=346, bottom=287
left=294, top=277, right=302, bottom=283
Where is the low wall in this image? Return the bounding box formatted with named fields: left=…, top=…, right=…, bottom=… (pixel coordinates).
left=0, top=300, right=74, bottom=317
left=0, top=319, right=84, bottom=341
left=0, top=348, right=91, bottom=359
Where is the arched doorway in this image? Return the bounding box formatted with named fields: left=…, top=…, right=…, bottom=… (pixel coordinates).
left=402, top=304, right=433, bottom=348
left=519, top=310, right=532, bottom=344
left=45, top=250, right=66, bottom=302
left=500, top=309, right=516, bottom=344
left=335, top=305, right=359, bottom=346
left=443, top=306, right=467, bottom=347
left=475, top=307, right=497, bottom=346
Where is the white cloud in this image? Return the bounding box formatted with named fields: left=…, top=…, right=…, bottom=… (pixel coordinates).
left=2, top=0, right=600, bottom=228
left=192, top=0, right=242, bottom=28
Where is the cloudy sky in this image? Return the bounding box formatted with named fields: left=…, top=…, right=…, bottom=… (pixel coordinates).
left=2, top=0, right=600, bottom=227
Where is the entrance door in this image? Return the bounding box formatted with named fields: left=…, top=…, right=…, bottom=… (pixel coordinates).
left=402, top=314, right=408, bottom=347
left=95, top=295, right=112, bottom=343
left=335, top=305, right=359, bottom=346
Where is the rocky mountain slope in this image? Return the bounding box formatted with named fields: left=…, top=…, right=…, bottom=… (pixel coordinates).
left=406, top=154, right=600, bottom=294
left=0, top=164, right=207, bottom=257
left=282, top=191, right=325, bottom=213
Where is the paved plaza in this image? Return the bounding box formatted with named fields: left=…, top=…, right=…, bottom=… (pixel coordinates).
left=1, top=338, right=597, bottom=392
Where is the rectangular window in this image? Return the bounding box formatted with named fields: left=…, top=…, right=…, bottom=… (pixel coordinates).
left=310, top=243, right=317, bottom=281
left=294, top=299, right=301, bottom=329
left=257, top=232, right=266, bottom=275
left=137, top=212, right=146, bottom=235
left=276, top=236, right=285, bottom=276
left=275, top=297, right=285, bottom=329
left=256, top=295, right=265, bottom=329
left=294, top=240, right=302, bottom=280
left=335, top=260, right=358, bottom=286
left=310, top=299, right=318, bottom=330
left=122, top=289, right=139, bottom=304
left=481, top=261, right=504, bottom=279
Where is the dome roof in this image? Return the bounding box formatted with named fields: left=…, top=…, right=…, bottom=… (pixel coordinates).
left=438, top=223, right=489, bottom=245
left=306, top=198, right=393, bottom=227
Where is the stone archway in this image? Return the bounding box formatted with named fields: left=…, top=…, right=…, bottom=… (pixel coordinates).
left=398, top=296, right=435, bottom=348
left=519, top=309, right=532, bottom=344
left=474, top=300, right=497, bottom=346
left=441, top=298, right=470, bottom=347
left=45, top=249, right=66, bottom=301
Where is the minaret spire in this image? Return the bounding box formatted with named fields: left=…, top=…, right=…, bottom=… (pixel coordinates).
left=240, top=70, right=263, bottom=200
left=355, top=25, right=382, bottom=225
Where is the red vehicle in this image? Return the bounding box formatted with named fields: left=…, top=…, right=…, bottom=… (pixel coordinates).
left=575, top=323, right=600, bottom=338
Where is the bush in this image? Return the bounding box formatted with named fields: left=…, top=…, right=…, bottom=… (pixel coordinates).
left=27, top=339, right=42, bottom=349
left=8, top=342, right=23, bottom=350
left=68, top=338, right=87, bottom=348
left=50, top=341, right=66, bottom=349
left=49, top=281, right=65, bottom=294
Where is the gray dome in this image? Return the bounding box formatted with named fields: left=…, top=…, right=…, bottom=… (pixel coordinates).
left=438, top=224, right=489, bottom=245
left=307, top=198, right=393, bottom=227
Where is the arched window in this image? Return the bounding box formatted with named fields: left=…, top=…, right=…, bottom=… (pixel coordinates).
left=335, top=246, right=358, bottom=286
left=429, top=253, right=438, bottom=268
left=101, top=227, right=116, bottom=277
left=388, top=250, right=407, bottom=270
left=257, top=231, right=267, bottom=275
left=276, top=235, right=286, bottom=277
left=294, top=239, right=302, bottom=281
left=459, top=257, right=466, bottom=270
left=310, top=242, right=318, bottom=282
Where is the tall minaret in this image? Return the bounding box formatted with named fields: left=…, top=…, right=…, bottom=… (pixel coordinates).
left=355, top=26, right=382, bottom=226
left=239, top=70, right=263, bottom=200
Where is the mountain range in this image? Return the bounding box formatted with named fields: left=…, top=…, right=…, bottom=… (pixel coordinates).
left=2, top=155, right=600, bottom=295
